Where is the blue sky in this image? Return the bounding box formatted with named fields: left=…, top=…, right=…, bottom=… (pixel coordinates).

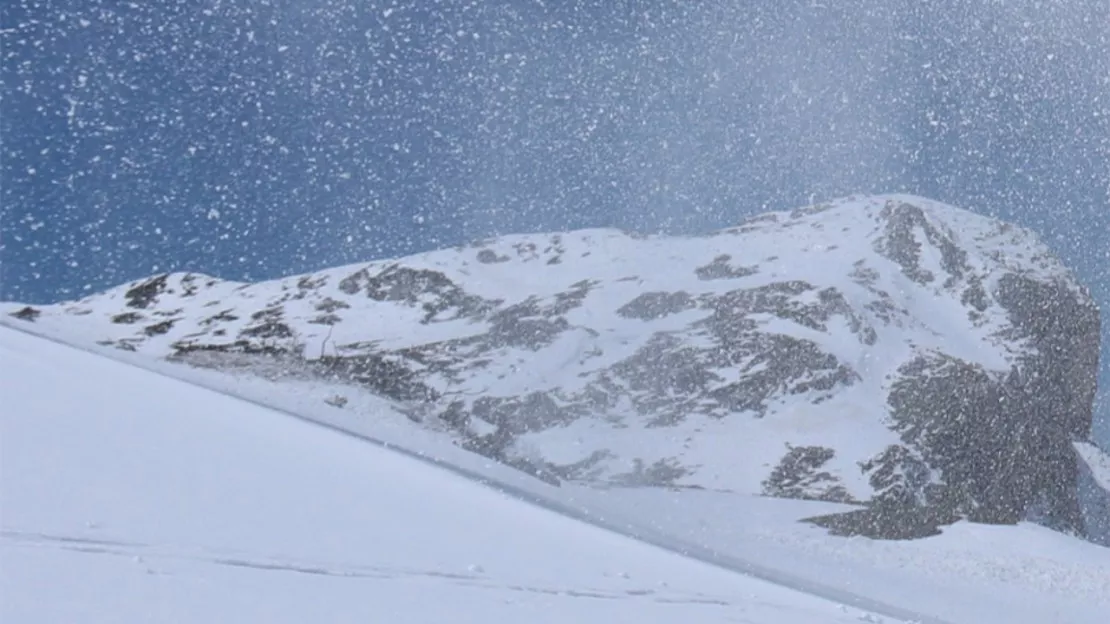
left=2, top=0, right=1108, bottom=440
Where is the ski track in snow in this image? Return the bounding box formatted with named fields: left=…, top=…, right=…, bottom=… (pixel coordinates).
left=4, top=530, right=745, bottom=606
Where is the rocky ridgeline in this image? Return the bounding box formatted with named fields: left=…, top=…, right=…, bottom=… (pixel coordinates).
left=7, top=194, right=1102, bottom=539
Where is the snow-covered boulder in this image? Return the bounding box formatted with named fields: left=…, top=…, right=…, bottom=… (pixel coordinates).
left=7, top=194, right=1101, bottom=538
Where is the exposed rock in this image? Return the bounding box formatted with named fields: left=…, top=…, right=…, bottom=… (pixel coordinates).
left=476, top=249, right=509, bottom=264
left=125, top=274, right=170, bottom=309
left=112, top=312, right=144, bottom=324
left=314, top=353, right=436, bottom=403
left=144, top=319, right=176, bottom=336
left=314, top=297, right=349, bottom=313
left=695, top=254, right=759, bottom=281
left=873, top=201, right=971, bottom=287
left=487, top=299, right=571, bottom=350
left=617, top=292, right=696, bottom=320
left=764, top=445, right=855, bottom=503
left=805, top=502, right=960, bottom=540
left=10, top=306, right=41, bottom=321
left=240, top=321, right=294, bottom=341
left=338, top=264, right=495, bottom=323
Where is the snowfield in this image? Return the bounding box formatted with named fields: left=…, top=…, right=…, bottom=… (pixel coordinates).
left=4, top=318, right=1110, bottom=623
left=1, top=325, right=906, bottom=624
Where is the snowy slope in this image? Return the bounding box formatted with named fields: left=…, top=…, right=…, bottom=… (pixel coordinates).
left=0, top=325, right=908, bottom=624
left=578, top=488, right=1110, bottom=624
left=5, top=193, right=1101, bottom=538
left=4, top=322, right=1109, bottom=624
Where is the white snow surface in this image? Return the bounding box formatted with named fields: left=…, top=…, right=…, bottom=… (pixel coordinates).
left=3, top=319, right=1110, bottom=624
left=0, top=325, right=895, bottom=624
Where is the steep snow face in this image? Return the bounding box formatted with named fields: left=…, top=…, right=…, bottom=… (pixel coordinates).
left=6, top=194, right=1101, bottom=537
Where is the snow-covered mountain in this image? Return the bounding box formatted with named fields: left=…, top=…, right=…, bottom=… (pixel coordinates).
left=6, top=194, right=1103, bottom=539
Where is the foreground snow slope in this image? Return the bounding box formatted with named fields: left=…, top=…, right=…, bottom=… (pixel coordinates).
left=6, top=319, right=1110, bottom=623
left=0, top=326, right=902, bottom=624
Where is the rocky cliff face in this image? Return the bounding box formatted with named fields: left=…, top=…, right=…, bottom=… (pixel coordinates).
left=7, top=194, right=1102, bottom=538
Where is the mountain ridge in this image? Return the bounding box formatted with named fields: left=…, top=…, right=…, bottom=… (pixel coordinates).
left=6, top=193, right=1102, bottom=539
